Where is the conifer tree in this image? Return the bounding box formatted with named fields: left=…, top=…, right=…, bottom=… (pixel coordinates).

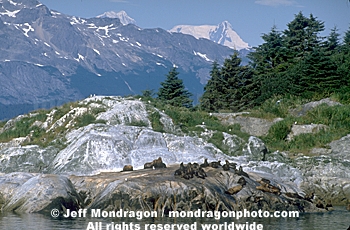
left=157, top=67, right=193, bottom=108
left=221, top=52, right=256, bottom=111
left=248, top=26, right=292, bottom=102
left=200, top=61, right=225, bottom=112
left=336, top=27, right=350, bottom=88
left=326, top=26, right=341, bottom=53
left=284, top=12, right=325, bottom=58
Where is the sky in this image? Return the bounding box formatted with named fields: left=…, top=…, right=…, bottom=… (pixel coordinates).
left=39, top=0, right=350, bottom=47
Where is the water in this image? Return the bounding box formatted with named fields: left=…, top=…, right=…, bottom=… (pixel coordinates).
left=0, top=207, right=349, bottom=230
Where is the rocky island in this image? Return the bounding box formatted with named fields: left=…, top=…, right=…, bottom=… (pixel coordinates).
left=0, top=96, right=349, bottom=215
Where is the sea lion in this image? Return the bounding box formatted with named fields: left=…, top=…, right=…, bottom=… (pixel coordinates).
left=236, top=166, right=249, bottom=178
left=229, top=162, right=237, bottom=168
left=209, top=160, right=221, bottom=168
left=237, top=177, right=247, bottom=186
left=325, top=200, right=333, bottom=210
left=174, top=163, right=185, bottom=176
left=200, top=158, right=209, bottom=168
left=174, top=162, right=206, bottom=180
left=144, top=162, right=153, bottom=169
left=194, top=166, right=207, bottom=179
left=185, top=163, right=194, bottom=178
left=256, top=182, right=281, bottom=195
left=153, top=157, right=166, bottom=169
left=304, top=192, right=314, bottom=202
left=192, top=162, right=200, bottom=170
left=225, top=185, right=243, bottom=195
left=316, top=200, right=325, bottom=209
left=258, top=178, right=271, bottom=185
left=222, top=160, right=230, bottom=171
left=285, top=192, right=303, bottom=199
left=122, top=165, right=133, bottom=171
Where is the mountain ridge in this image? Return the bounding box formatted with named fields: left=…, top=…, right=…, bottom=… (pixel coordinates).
left=0, top=0, right=237, bottom=119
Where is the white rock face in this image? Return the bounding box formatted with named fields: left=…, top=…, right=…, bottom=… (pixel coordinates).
left=170, top=21, right=250, bottom=50
left=51, top=123, right=231, bottom=175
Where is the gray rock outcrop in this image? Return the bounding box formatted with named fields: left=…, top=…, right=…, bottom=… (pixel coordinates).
left=329, top=134, right=350, bottom=161
left=213, top=113, right=283, bottom=136
left=289, top=98, right=342, bottom=117
left=286, top=124, right=328, bottom=141
left=0, top=173, right=82, bottom=213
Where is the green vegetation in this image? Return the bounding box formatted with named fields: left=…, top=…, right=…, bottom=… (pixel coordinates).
left=0, top=101, right=108, bottom=148
left=75, top=113, right=106, bottom=127
left=125, top=119, right=149, bottom=127
left=145, top=101, right=250, bottom=154
left=148, top=111, right=164, bottom=132
left=260, top=102, right=350, bottom=154
left=200, top=54, right=256, bottom=112
left=0, top=111, right=47, bottom=143
left=0, top=120, right=6, bottom=129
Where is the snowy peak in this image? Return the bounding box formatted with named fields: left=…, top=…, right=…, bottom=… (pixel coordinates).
left=96, top=10, right=136, bottom=25
left=170, top=21, right=249, bottom=50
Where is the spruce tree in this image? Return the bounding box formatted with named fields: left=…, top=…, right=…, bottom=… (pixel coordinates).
left=336, top=27, right=350, bottom=89
left=221, top=52, right=256, bottom=111
left=248, top=26, right=292, bottom=102
left=326, top=26, right=341, bottom=53
left=284, top=12, right=325, bottom=58
left=248, top=25, right=286, bottom=73
left=157, top=67, right=193, bottom=108
left=200, top=61, right=225, bottom=112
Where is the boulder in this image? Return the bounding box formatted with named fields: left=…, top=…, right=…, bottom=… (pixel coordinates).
left=289, top=98, right=342, bottom=117
left=242, top=136, right=268, bottom=161
left=286, top=124, right=328, bottom=141
left=213, top=113, right=283, bottom=136
left=293, top=155, right=350, bottom=206
left=0, top=173, right=82, bottom=213
left=222, top=132, right=245, bottom=155
left=329, top=134, right=350, bottom=161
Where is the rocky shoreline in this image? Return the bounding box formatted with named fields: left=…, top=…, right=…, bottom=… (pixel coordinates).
left=0, top=164, right=324, bottom=214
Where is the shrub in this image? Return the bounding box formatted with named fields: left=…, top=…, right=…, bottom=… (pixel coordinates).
left=149, top=111, right=164, bottom=132
left=75, top=113, right=96, bottom=128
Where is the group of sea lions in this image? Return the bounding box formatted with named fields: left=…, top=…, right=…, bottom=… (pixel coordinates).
left=174, top=162, right=207, bottom=179
left=121, top=157, right=167, bottom=172
left=255, top=178, right=281, bottom=195
left=225, top=177, right=247, bottom=195
left=144, top=157, right=166, bottom=169
left=200, top=159, right=250, bottom=178
left=173, top=158, right=250, bottom=180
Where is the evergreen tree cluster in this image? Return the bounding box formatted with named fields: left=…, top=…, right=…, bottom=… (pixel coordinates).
left=200, top=12, right=350, bottom=112
left=200, top=53, right=256, bottom=112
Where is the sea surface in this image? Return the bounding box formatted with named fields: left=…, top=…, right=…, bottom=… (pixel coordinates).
left=0, top=207, right=349, bottom=230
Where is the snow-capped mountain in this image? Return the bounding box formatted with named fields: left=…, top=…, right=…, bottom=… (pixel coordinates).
left=170, top=21, right=250, bottom=50
left=96, top=10, right=136, bottom=25
left=0, top=0, right=234, bottom=119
